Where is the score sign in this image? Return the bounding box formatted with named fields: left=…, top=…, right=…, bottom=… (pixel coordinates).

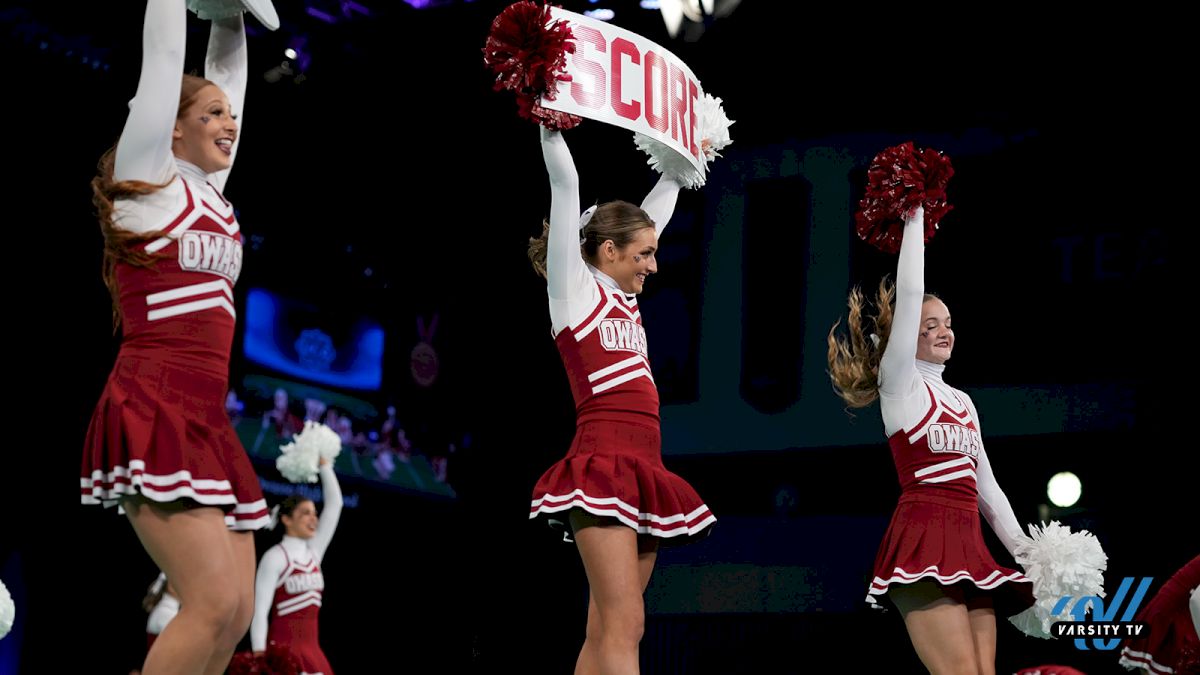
left=541, top=8, right=707, bottom=180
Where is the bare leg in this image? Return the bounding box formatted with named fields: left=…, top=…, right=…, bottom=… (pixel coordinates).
left=126, top=500, right=242, bottom=675
left=571, top=511, right=657, bottom=675
left=965, top=592, right=996, bottom=675
left=203, top=530, right=256, bottom=675
left=890, top=581, right=982, bottom=675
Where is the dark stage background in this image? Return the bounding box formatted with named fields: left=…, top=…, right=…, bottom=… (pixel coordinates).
left=2, top=1, right=1188, bottom=673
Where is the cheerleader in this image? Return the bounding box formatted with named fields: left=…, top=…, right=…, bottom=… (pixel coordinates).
left=828, top=208, right=1035, bottom=673
left=527, top=127, right=716, bottom=674
left=251, top=460, right=343, bottom=675
left=79, top=1, right=274, bottom=672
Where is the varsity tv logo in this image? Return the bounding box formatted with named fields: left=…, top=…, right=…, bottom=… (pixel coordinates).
left=1051, top=576, right=1152, bottom=650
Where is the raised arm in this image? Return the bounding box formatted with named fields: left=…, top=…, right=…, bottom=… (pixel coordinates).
left=309, top=461, right=343, bottom=564
left=250, top=545, right=286, bottom=652
left=204, top=13, right=246, bottom=192
left=542, top=128, right=598, bottom=333
left=113, top=0, right=187, bottom=184
left=542, top=128, right=589, bottom=299
left=640, top=174, right=682, bottom=237
left=878, top=208, right=926, bottom=398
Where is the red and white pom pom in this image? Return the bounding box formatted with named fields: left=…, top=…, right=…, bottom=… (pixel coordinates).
left=1007, top=521, right=1108, bottom=639
left=483, top=1, right=582, bottom=130
left=275, top=421, right=341, bottom=484
left=634, top=92, right=734, bottom=189
left=854, top=141, right=954, bottom=254
left=229, top=645, right=303, bottom=675
left=186, top=0, right=245, bottom=21
left=0, top=577, right=14, bottom=640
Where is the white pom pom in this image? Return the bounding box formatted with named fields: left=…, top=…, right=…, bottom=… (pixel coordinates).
left=634, top=92, right=734, bottom=189
left=186, top=0, right=246, bottom=21
left=297, top=420, right=343, bottom=461
left=695, top=93, right=734, bottom=160
left=1008, top=520, right=1108, bottom=638
left=0, top=577, right=15, bottom=640
left=275, top=439, right=318, bottom=483
left=634, top=135, right=703, bottom=189
left=275, top=421, right=343, bottom=483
